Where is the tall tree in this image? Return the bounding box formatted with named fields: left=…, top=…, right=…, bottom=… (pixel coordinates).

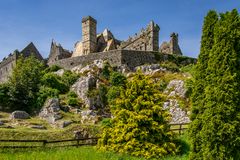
left=189, top=10, right=219, bottom=159
left=190, top=10, right=219, bottom=120
left=8, top=55, right=45, bottom=112
left=98, top=72, right=177, bottom=159
left=189, top=9, right=240, bottom=159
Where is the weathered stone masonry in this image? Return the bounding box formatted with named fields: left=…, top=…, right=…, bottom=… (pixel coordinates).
left=0, top=42, right=43, bottom=83
left=51, top=49, right=196, bottom=70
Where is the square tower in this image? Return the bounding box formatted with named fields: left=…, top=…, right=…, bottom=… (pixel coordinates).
left=82, top=16, right=97, bottom=54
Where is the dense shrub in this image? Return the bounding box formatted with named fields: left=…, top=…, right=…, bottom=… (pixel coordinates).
left=67, top=91, right=78, bottom=98
left=100, top=118, right=112, bottom=127
left=44, top=65, right=62, bottom=73
left=41, top=73, right=68, bottom=93
left=100, top=61, right=112, bottom=80
left=36, top=86, right=60, bottom=109
left=67, top=98, right=79, bottom=106
left=0, top=83, right=11, bottom=111
left=109, top=72, right=126, bottom=87
left=98, top=72, right=177, bottom=159
left=62, top=70, right=79, bottom=87
left=98, top=83, right=108, bottom=106
left=106, top=86, right=122, bottom=104
left=160, top=62, right=180, bottom=72
left=180, top=64, right=195, bottom=75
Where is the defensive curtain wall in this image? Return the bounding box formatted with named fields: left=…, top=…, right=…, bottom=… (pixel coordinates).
left=50, top=49, right=196, bottom=70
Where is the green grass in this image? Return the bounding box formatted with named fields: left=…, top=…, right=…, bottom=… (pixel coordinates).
left=0, top=133, right=190, bottom=160
left=0, top=146, right=188, bottom=160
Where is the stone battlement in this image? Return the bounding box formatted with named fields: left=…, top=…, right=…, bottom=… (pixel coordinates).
left=118, top=21, right=160, bottom=51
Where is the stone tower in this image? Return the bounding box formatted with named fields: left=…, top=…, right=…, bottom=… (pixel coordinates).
left=170, top=33, right=182, bottom=55
left=149, top=21, right=160, bottom=51
left=82, top=16, right=97, bottom=55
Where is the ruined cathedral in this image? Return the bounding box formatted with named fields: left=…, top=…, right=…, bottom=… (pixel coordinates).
left=0, top=16, right=187, bottom=83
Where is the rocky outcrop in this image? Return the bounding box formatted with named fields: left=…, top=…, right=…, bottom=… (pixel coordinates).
left=31, top=125, right=46, bottom=130
left=71, top=74, right=100, bottom=109
left=135, top=64, right=167, bottom=75
left=163, top=79, right=190, bottom=124
left=71, top=59, right=104, bottom=74
left=163, top=99, right=190, bottom=124
left=80, top=109, right=99, bottom=124
left=59, top=120, right=72, bottom=128
left=10, top=111, right=30, bottom=119
left=39, top=98, right=62, bottom=124
left=53, top=69, right=65, bottom=77
left=164, top=80, right=186, bottom=98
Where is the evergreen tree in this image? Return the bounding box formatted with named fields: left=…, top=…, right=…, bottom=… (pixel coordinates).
left=98, top=72, right=177, bottom=159
left=189, top=10, right=219, bottom=159
left=190, top=10, right=218, bottom=120
left=189, top=9, right=240, bottom=159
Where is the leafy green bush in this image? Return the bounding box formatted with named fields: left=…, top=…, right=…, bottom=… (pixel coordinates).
left=41, top=73, right=68, bottom=93
left=100, top=118, right=112, bottom=127
left=100, top=61, right=112, bottom=80
left=8, top=55, right=45, bottom=112
left=180, top=64, right=195, bottom=75
left=36, top=86, right=60, bottom=108
left=98, top=72, right=177, bottom=159
left=62, top=70, right=79, bottom=87
left=98, top=84, right=108, bottom=106
left=44, top=65, right=62, bottom=73
left=160, top=62, right=179, bottom=72
left=67, top=91, right=78, bottom=98
left=158, top=79, right=168, bottom=92
left=0, top=83, right=11, bottom=111
left=107, top=86, right=122, bottom=104
left=67, top=98, right=79, bottom=106
left=109, top=72, right=126, bottom=87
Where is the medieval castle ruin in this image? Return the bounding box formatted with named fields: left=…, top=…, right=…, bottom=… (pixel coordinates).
left=0, top=16, right=193, bottom=83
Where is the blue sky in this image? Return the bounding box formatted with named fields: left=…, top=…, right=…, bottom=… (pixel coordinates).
left=0, top=0, right=239, bottom=60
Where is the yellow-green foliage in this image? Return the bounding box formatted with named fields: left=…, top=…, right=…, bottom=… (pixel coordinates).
left=97, top=72, right=177, bottom=159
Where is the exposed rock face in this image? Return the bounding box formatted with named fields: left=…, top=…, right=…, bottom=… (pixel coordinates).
left=31, top=125, right=46, bottom=130
left=164, top=80, right=186, bottom=98
left=10, top=111, right=30, bottom=119
left=135, top=64, right=166, bottom=75
left=80, top=109, right=99, bottom=124
left=71, top=59, right=104, bottom=74
left=0, top=120, right=4, bottom=126
left=163, top=99, right=190, bottom=124
left=163, top=79, right=190, bottom=124
left=39, top=98, right=62, bottom=124
left=59, top=120, right=72, bottom=128
left=74, top=129, right=89, bottom=139
left=53, top=69, right=65, bottom=77
left=71, top=74, right=98, bottom=109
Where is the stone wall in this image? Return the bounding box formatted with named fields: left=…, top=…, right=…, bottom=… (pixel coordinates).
left=121, top=50, right=157, bottom=70
left=52, top=50, right=122, bottom=70
left=50, top=49, right=196, bottom=71
left=118, top=21, right=160, bottom=52
left=0, top=42, right=43, bottom=83
left=0, top=53, right=17, bottom=83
